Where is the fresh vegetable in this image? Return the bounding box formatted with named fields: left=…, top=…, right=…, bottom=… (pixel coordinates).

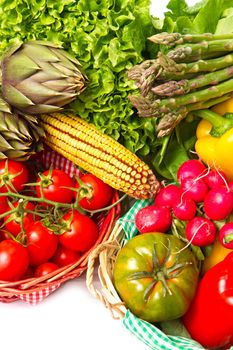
left=52, top=245, right=81, bottom=267
left=39, top=113, right=160, bottom=199
left=202, top=238, right=232, bottom=274
left=59, top=210, right=99, bottom=253
left=183, top=252, right=233, bottom=349
left=26, top=221, right=58, bottom=266
left=0, top=196, right=8, bottom=215
left=0, top=0, right=156, bottom=157
left=177, top=159, right=206, bottom=183
left=181, top=177, right=208, bottom=203
left=154, top=184, right=181, bottom=209
left=3, top=201, right=37, bottom=236
left=36, top=169, right=75, bottom=204
left=34, top=262, right=58, bottom=277
left=75, top=174, right=113, bottom=210
left=135, top=205, right=172, bottom=233
left=185, top=216, right=217, bottom=247
left=203, top=187, right=233, bottom=220
left=0, top=159, right=29, bottom=193
left=173, top=198, right=196, bottom=221
left=0, top=239, right=29, bottom=281
left=113, top=233, right=199, bottom=323
left=1, top=41, right=87, bottom=114
left=0, top=98, right=44, bottom=161
left=195, top=109, right=233, bottom=178
left=219, top=222, right=233, bottom=249
left=203, top=169, right=228, bottom=188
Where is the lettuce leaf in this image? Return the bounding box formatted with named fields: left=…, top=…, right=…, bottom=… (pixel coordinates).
left=0, top=0, right=156, bottom=156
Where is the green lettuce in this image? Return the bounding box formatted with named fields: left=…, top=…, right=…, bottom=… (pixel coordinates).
left=0, top=0, right=156, bottom=156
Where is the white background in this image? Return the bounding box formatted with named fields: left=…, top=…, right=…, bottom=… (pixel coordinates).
left=1, top=1, right=198, bottom=350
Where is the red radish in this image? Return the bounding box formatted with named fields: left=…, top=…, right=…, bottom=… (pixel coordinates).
left=219, top=223, right=233, bottom=249
left=135, top=205, right=172, bottom=233
left=154, top=184, right=181, bottom=208
left=228, top=179, right=233, bottom=192
left=185, top=216, right=216, bottom=247
left=203, top=188, right=233, bottom=220
left=177, top=159, right=207, bottom=184
left=181, top=177, right=208, bottom=203
left=203, top=169, right=228, bottom=189
left=173, top=198, right=196, bottom=221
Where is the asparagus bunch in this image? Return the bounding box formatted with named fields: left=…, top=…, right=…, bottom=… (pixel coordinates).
left=128, top=32, right=233, bottom=136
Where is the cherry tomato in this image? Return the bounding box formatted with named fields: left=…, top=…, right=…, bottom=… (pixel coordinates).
left=59, top=210, right=99, bottom=252
left=36, top=169, right=75, bottom=204
left=0, top=196, right=9, bottom=214
left=52, top=244, right=81, bottom=267
left=0, top=239, right=29, bottom=281
left=76, top=174, right=113, bottom=210
left=34, top=262, right=58, bottom=277
left=26, top=221, right=58, bottom=266
left=3, top=201, right=37, bottom=236
left=0, top=160, right=29, bottom=193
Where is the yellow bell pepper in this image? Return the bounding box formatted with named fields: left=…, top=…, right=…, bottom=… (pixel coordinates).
left=202, top=238, right=232, bottom=274
left=194, top=109, right=233, bottom=179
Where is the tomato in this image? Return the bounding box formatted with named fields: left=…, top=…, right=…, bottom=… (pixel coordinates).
left=0, top=160, right=29, bottom=193
left=52, top=244, right=81, bottom=267
left=59, top=210, right=99, bottom=252
left=0, top=240, right=29, bottom=281
left=76, top=174, right=113, bottom=210
left=36, top=169, right=75, bottom=204
left=113, top=233, right=199, bottom=323
left=0, top=196, right=8, bottom=214
left=34, top=262, right=58, bottom=277
left=3, top=201, right=37, bottom=236
left=26, top=221, right=58, bottom=266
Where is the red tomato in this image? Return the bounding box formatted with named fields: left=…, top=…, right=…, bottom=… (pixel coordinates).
left=0, top=160, right=29, bottom=193
left=52, top=244, right=81, bottom=267
left=36, top=169, right=75, bottom=204
left=0, top=240, right=29, bottom=281
left=59, top=210, right=99, bottom=252
left=26, top=221, right=58, bottom=266
left=34, top=262, right=58, bottom=277
left=3, top=201, right=37, bottom=236
left=76, top=174, right=113, bottom=210
left=0, top=196, right=8, bottom=214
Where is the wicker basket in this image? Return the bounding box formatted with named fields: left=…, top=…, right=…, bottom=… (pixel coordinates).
left=86, top=215, right=212, bottom=350
left=0, top=148, right=121, bottom=304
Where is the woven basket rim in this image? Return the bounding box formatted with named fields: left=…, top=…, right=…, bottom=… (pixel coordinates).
left=0, top=191, right=121, bottom=302
left=86, top=220, right=127, bottom=320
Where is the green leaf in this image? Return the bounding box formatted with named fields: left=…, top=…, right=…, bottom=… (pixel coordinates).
left=161, top=319, right=192, bottom=338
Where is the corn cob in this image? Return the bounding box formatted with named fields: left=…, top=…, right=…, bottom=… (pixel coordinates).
left=39, top=113, right=160, bottom=199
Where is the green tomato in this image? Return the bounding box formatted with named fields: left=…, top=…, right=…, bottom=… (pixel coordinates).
left=113, top=233, right=199, bottom=323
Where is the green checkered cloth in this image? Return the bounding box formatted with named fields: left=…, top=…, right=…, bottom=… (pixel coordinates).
left=117, top=200, right=233, bottom=350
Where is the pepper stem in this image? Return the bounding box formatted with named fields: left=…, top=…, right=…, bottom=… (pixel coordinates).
left=193, top=109, right=233, bottom=137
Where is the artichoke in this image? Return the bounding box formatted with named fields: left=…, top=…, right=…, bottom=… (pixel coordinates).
left=1, top=40, right=87, bottom=114
left=0, top=98, right=44, bottom=160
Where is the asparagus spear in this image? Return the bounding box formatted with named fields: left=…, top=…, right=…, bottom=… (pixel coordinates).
left=156, top=94, right=232, bottom=137
left=152, top=66, right=233, bottom=97
left=167, top=40, right=233, bottom=62
left=158, top=52, right=233, bottom=74
left=149, top=32, right=233, bottom=46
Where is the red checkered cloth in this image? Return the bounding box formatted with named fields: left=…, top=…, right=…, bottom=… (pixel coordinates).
left=19, top=283, right=61, bottom=305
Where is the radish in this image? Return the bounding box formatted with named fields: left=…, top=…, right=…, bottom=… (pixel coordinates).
left=203, top=187, right=233, bottom=220
left=154, top=184, right=181, bottom=209
left=203, top=169, right=228, bottom=189
left=177, top=159, right=207, bottom=184
left=173, top=198, right=196, bottom=221
left=185, top=216, right=216, bottom=247
left=135, top=205, right=172, bottom=233
left=181, top=177, right=209, bottom=203
left=227, top=179, right=233, bottom=192
left=219, top=223, right=233, bottom=249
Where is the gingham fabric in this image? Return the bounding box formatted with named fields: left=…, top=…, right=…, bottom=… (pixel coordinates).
left=117, top=199, right=227, bottom=350
left=19, top=283, right=61, bottom=305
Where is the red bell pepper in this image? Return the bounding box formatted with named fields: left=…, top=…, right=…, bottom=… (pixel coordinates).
left=182, top=252, right=233, bottom=349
